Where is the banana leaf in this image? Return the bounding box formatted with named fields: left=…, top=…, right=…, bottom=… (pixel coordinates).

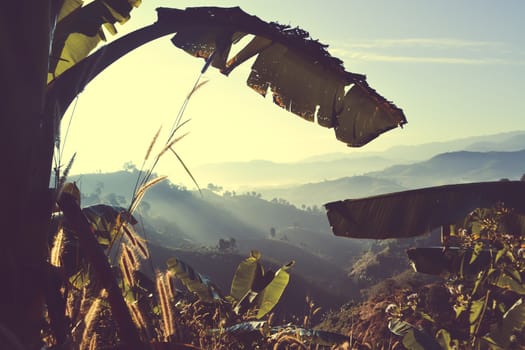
left=255, top=260, right=294, bottom=319
left=402, top=329, right=443, bottom=350
left=166, top=257, right=223, bottom=303
left=325, top=181, right=525, bottom=239
left=49, top=0, right=141, bottom=82
left=161, top=6, right=406, bottom=147
left=230, top=250, right=263, bottom=302
left=232, top=265, right=273, bottom=316
left=388, top=318, right=416, bottom=336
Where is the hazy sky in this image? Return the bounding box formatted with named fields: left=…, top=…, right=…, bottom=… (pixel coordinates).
left=60, top=0, right=525, bottom=180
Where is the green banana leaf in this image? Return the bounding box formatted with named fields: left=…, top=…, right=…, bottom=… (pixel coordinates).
left=230, top=250, right=263, bottom=302
left=166, top=256, right=223, bottom=303
left=325, top=181, right=525, bottom=239
left=255, top=260, right=294, bottom=319
left=49, top=0, right=141, bottom=82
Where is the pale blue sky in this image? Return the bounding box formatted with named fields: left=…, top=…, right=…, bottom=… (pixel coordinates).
left=62, top=1, right=525, bottom=178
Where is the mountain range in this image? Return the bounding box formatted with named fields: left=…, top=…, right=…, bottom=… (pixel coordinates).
left=193, top=130, right=525, bottom=188
left=259, top=148, right=525, bottom=206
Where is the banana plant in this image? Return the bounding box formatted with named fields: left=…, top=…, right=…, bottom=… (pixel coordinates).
left=6, top=1, right=408, bottom=347
left=229, top=250, right=295, bottom=319
left=166, top=251, right=293, bottom=319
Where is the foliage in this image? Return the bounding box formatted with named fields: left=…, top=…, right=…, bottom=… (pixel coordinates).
left=49, top=0, right=141, bottom=82
left=387, top=204, right=525, bottom=349
left=167, top=250, right=293, bottom=320
left=46, top=189, right=351, bottom=349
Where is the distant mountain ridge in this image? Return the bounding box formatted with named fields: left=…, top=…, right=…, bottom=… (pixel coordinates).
left=255, top=148, right=525, bottom=206
left=258, top=176, right=406, bottom=207
left=193, top=130, right=525, bottom=188
left=371, top=149, right=525, bottom=188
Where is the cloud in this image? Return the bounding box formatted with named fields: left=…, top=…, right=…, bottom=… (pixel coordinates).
left=333, top=50, right=517, bottom=65
left=329, top=38, right=523, bottom=65
left=339, top=37, right=504, bottom=50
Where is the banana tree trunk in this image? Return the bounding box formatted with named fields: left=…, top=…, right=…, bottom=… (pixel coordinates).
left=0, top=1, right=56, bottom=348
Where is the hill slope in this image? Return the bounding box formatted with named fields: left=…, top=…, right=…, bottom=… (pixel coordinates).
left=371, top=149, right=525, bottom=188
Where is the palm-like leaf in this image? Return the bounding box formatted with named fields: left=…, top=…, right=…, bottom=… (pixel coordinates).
left=255, top=260, right=294, bottom=319
left=230, top=250, right=262, bottom=302
left=161, top=7, right=406, bottom=147
left=166, top=256, right=223, bottom=303
left=325, top=181, right=525, bottom=239
left=49, top=0, right=140, bottom=82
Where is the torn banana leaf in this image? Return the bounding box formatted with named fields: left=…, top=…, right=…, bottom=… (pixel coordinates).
left=158, top=7, right=406, bottom=147
left=49, top=0, right=141, bottom=82
left=166, top=257, right=223, bottom=303
left=229, top=251, right=293, bottom=318
left=230, top=250, right=263, bottom=302
left=255, top=260, right=294, bottom=319
left=325, top=181, right=525, bottom=239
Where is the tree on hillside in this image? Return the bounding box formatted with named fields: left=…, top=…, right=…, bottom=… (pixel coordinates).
left=0, top=2, right=405, bottom=348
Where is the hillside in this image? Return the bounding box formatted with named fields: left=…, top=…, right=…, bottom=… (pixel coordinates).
left=194, top=156, right=397, bottom=188
left=255, top=149, right=525, bottom=207
left=370, top=149, right=525, bottom=188
left=69, top=170, right=368, bottom=299
left=148, top=244, right=355, bottom=317
left=257, top=176, right=406, bottom=207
